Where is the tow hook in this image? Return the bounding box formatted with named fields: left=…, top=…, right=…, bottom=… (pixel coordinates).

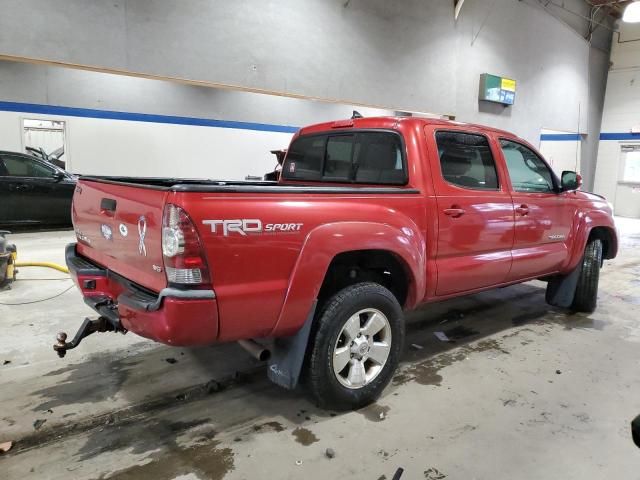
left=54, top=317, right=118, bottom=358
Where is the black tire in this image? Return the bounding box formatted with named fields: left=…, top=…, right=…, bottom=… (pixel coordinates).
left=571, top=238, right=602, bottom=313
left=306, top=282, right=404, bottom=410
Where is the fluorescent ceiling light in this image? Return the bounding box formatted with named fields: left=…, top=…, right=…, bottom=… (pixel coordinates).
left=623, top=1, right=640, bottom=23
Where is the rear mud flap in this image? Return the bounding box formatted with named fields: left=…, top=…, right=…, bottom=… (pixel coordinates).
left=267, top=301, right=317, bottom=390
left=545, top=262, right=582, bottom=308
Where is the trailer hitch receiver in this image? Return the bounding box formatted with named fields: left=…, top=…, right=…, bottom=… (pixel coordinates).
left=54, top=317, right=120, bottom=358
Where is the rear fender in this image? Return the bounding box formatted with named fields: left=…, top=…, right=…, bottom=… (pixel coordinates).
left=269, top=221, right=425, bottom=337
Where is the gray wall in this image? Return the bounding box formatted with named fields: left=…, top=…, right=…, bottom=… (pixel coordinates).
left=0, top=61, right=396, bottom=126
left=0, top=0, right=612, bottom=185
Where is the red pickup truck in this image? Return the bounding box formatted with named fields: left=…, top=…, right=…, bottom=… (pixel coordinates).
left=59, top=116, right=617, bottom=409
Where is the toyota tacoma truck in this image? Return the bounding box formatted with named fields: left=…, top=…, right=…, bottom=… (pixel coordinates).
left=58, top=116, right=617, bottom=410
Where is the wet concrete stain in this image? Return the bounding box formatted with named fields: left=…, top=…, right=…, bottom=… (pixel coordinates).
left=473, top=339, right=510, bottom=354
left=563, top=316, right=608, bottom=331
left=76, top=417, right=214, bottom=461
left=402, top=287, right=548, bottom=363
left=32, top=419, right=46, bottom=430
left=394, top=351, right=462, bottom=386
left=32, top=351, right=140, bottom=411
left=291, top=427, right=319, bottom=446
left=440, top=308, right=469, bottom=322
left=512, top=310, right=549, bottom=326
left=359, top=403, right=390, bottom=422
left=394, top=337, right=512, bottom=387
left=407, top=300, right=500, bottom=334
left=442, top=325, right=479, bottom=341
left=13, top=369, right=264, bottom=456
left=97, top=440, right=234, bottom=480
left=252, top=421, right=285, bottom=433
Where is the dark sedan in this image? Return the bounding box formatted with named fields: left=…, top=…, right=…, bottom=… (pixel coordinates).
left=0, top=150, right=76, bottom=227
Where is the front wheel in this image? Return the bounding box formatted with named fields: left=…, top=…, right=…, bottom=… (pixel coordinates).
left=571, top=238, right=603, bottom=313
left=306, top=282, right=404, bottom=410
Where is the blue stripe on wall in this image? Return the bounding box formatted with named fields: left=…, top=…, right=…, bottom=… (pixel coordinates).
left=599, top=132, right=640, bottom=141
left=540, top=132, right=640, bottom=142
left=540, top=134, right=581, bottom=141
left=2, top=100, right=638, bottom=142
left=0, top=100, right=300, bottom=134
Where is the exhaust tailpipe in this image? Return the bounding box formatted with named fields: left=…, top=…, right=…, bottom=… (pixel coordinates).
left=238, top=339, right=270, bottom=362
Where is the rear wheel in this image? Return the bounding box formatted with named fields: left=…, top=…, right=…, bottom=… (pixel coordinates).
left=571, top=238, right=602, bottom=313
left=306, top=282, right=404, bottom=410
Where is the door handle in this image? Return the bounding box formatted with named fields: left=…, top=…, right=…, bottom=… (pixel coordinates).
left=15, top=184, right=31, bottom=191
left=515, top=204, right=529, bottom=216
left=443, top=207, right=466, bottom=218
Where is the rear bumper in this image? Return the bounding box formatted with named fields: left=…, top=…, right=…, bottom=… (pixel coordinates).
left=65, top=243, right=219, bottom=345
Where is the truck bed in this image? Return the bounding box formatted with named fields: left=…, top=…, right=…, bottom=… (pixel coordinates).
left=80, top=176, right=420, bottom=194
left=71, top=175, right=425, bottom=341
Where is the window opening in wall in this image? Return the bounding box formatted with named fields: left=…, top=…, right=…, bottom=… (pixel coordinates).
left=620, top=145, right=640, bottom=184
left=22, top=119, right=68, bottom=170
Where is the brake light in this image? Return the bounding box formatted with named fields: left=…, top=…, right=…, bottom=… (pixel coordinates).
left=162, top=204, right=210, bottom=286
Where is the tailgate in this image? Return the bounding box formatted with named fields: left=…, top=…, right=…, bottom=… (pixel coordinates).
left=72, top=179, right=168, bottom=293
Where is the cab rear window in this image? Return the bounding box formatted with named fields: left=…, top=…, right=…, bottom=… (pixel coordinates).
left=282, top=131, right=407, bottom=185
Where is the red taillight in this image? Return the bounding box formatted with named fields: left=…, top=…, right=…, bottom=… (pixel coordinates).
left=162, top=204, right=211, bottom=286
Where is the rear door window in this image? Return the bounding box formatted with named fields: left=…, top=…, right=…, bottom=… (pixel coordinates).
left=282, top=131, right=407, bottom=185
left=1, top=155, right=56, bottom=178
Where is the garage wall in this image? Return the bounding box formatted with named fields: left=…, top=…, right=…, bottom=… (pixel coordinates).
left=539, top=129, right=581, bottom=176
left=594, top=22, right=640, bottom=210
left=0, top=110, right=295, bottom=179
left=0, top=0, right=612, bottom=181
left=0, top=111, right=21, bottom=151
left=0, top=62, right=397, bottom=178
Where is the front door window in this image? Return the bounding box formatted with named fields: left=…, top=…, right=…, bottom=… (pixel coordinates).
left=500, top=139, right=555, bottom=193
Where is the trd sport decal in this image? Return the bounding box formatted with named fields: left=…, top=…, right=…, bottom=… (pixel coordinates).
left=202, top=219, right=303, bottom=236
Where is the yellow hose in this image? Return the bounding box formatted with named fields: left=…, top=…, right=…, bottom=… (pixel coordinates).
left=15, top=262, right=69, bottom=274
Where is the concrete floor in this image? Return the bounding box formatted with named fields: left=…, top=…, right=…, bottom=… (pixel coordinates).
left=1, top=219, right=639, bottom=479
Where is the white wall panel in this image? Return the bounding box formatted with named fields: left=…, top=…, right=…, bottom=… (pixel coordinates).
left=539, top=129, right=581, bottom=176
left=69, top=118, right=294, bottom=179
left=0, top=110, right=293, bottom=179
left=0, top=113, right=21, bottom=151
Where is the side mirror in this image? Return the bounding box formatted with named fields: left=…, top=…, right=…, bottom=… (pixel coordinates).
left=53, top=172, right=65, bottom=182
left=561, top=170, right=582, bottom=191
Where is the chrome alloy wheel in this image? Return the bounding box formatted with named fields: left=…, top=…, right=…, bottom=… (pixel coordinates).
left=332, top=308, right=392, bottom=389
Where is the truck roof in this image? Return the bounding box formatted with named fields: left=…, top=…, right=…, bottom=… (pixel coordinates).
left=298, top=116, right=518, bottom=139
